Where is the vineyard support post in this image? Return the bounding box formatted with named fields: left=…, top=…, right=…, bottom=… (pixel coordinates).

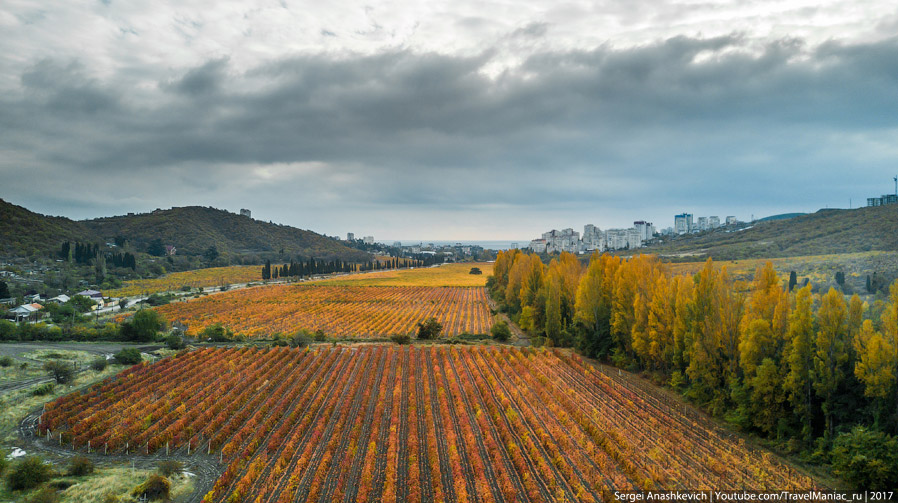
left=88, top=440, right=90, bottom=453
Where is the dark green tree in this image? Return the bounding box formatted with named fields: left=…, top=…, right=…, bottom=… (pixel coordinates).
left=0, top=280, right=10, bottom=298
left=416, top=317, right=442, bottom=340
left=43, top=360, right=75, bottom=384
left=491, top=320, right=511, bottom=342
left=6, top=456, right=53, bottom=491
left=832, top=427, right=898, bottom=490
left=114, top=348, right=143, bottom=365
left=201, top=323, right=233, bottom=342
left=203, top=245, right=219, bottom=263
left=788, top=271, right=797, bottom=292
left=147, top=238, right=166, bottom=257
left=120, top=309, right=166, bottom=341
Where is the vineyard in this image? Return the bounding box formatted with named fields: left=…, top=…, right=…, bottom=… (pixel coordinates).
left=154, top=285, right=493, bottom=338
left=105, top=266, right=263, bottom=297
left=314, top=262, right=493, bottom=287
left=38, top=346, right=817, bottom=502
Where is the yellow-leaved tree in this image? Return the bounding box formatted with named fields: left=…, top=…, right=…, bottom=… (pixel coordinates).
left=783, top=284, right=815, bottom=444
left=814, top=287, right=849, bottom=439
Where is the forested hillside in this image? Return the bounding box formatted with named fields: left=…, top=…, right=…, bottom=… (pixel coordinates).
left=84, top=205, right=369, bottom=261
left=0, top=199, right=94, bottom=258
left=0, top=199, right=369, bottom=263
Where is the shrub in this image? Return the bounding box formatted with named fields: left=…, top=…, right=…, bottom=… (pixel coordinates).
left=120, top=309, right=167, bottom=342
left=469, top=267, right=482, bottom=275
left=68, top=456, right=94, bottom=476
left=157, top=460, right=183, bottom=477
left=313, top=330, right=327, bottom=342
left=165, top=334, right=185, bottom=350
left=0, top=355, right=13, bottom=367
left=6, top=456, right=53, bottom=491
left=490, top=320, right=512, bottom=342
left=201, top=323, right=233, bottom=342
left=90, top=357, right=108, bottom=371
left=290, top=331, right=310, bottom=348
left=25, top=487, right=60, bottom=503
left=832, top=426, right=898, bottom=490
left=131, top=474, right=171, bottom=501
left=390, top=334, right=411, bottom=345
left=43, top=360, right=75, bottom=384
left=114, top=348, right=142, bottom=365
left=0, top=449, right=7, bottom=475
left=416, top=317, right=442, bottom=340
left=31, top=382, right=55, bottom=396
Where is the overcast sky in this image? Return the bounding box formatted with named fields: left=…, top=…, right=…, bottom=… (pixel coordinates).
left=2, top=1, right=897, bottom=241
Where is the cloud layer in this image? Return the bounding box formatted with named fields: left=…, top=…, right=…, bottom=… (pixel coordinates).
left=2, top=1, right=898, bottom=239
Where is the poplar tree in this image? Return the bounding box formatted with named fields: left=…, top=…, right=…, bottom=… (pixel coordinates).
left=814, top=287, right=849, bottom=439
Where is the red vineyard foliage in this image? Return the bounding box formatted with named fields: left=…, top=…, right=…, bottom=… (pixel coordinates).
left=39, top=346, right=818, bottom=502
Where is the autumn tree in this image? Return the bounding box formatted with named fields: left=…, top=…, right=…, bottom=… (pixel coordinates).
left=854, top=320, right=896, bottom=427
left=784, top=284, right=816, bottom=444
left=574, top=253, right=618, bottom=358
left=815, top=287, right=850, bottom=439
left=686, top=261, right=744, bottom=415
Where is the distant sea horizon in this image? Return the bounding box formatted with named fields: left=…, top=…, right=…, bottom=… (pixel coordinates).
left=379, top=239, right=527, bottom=250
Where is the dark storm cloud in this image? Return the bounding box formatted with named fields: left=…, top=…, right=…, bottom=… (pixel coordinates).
left=164, top=57, right=229, bottom=96
left=2, top=34, right=898, bottom=218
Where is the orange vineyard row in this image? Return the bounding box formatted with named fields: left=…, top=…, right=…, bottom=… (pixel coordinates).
left=154, top=285, right=493, bottom=338
left=39, top=346, right=817, bottom=502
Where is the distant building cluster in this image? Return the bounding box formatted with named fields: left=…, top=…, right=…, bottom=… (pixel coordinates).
left=528, top=221, right=656, bottom=254
left=668, top=213, right=735, bottom=235
left=867, top=194, right=898, bottom=207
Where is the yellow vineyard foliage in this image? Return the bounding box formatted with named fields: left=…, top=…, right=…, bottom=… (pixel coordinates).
left=155, top=284, right=493, bottom=338
left=105, top=266, right=262, bottom=297
left=313, top=262, right=493, bottom=287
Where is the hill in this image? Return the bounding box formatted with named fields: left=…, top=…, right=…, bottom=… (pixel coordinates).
left=756, top=212, right=807, bottom=222
left=0, top=199, right=369, bottom=263
left=0, top=199, right=94, bottom=258
left=645, top=204, right=898, bottom=260
left=84, top=205, right=369, bottom=261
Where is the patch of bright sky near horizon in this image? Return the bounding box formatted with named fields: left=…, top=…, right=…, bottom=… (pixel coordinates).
left=1, top=0, right=898, bottom=239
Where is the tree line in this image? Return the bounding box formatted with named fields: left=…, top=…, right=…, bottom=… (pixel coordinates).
left=261, top=257, right=429, bottom=280
left=490, top=250, right=898, bottom=486
left=59, top=241, right=137, bottom=270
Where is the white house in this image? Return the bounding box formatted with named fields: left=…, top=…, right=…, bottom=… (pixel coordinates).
left=48, top=294, right=71, bottom=304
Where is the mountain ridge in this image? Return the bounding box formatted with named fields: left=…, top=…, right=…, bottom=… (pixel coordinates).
left=0, top=199, right=370, bottom=263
